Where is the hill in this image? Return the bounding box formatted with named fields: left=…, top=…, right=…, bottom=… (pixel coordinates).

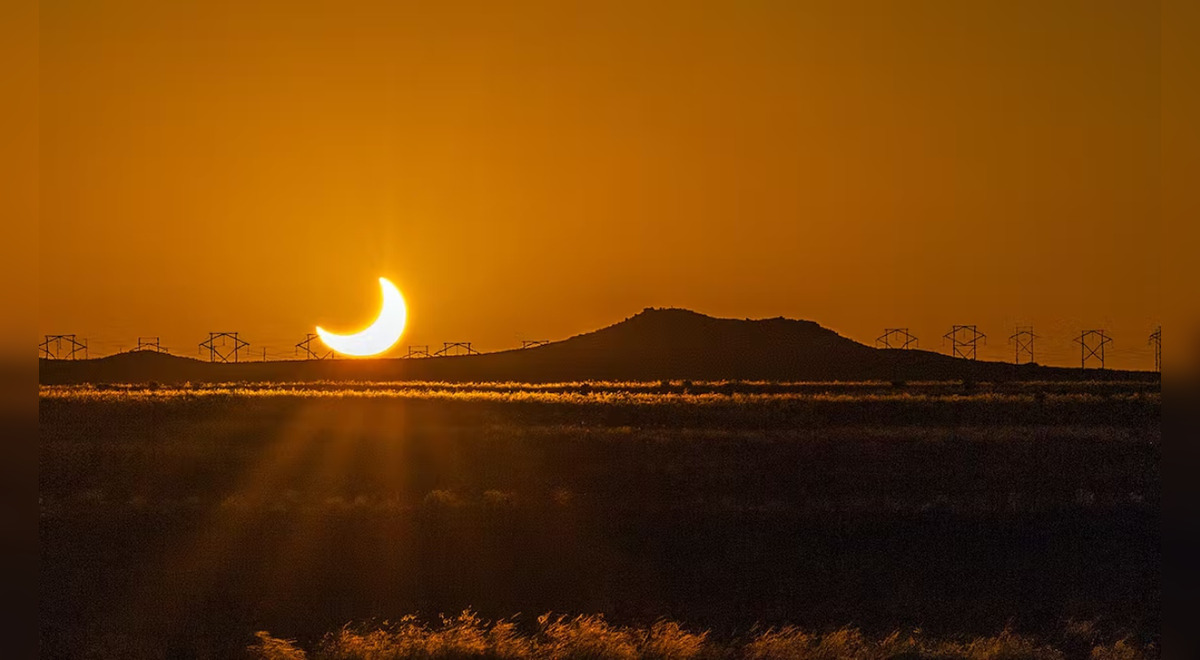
left=38, top=307, right=1153, bottom=384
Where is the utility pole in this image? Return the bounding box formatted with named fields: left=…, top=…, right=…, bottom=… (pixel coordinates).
left=943, top=325, right=986, bottom=360
left=876, top=328, right=918, bottom=350
left=405, top=345, right=431, bottom=358
left=1007, top=326, right=1036, bottom=365
left=1074, top=330, right=1112, bottom=370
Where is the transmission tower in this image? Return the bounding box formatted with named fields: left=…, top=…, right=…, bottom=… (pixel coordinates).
left=876, top=328, right=918, bottom=349
left=943, top=325, right=986, bottom=360
left=39, top=334, right=87, bottom=360
left=199, top=332, right=249, bottom=363
left=1074, top=330, right=1113, bottom=370
left=1148, top=326, right=1161, bottom=372
left=433, top=342, right=479, bottom=357
left=295, top=333, right=333, bottom=360
left=521, top=340, right=550, bottom=349
left=405, top=345, right=431, bottom=358
left=133, top=337, right=168, bottom=353
left=1007, top=326, right=1036, bottom=365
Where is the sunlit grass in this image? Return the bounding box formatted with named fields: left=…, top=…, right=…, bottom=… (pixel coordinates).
left=39, top=381, right=1159, bottom=406
left=38, top=382, right=1161, bottom=438
left=248, top=613, right=1154, bottom=659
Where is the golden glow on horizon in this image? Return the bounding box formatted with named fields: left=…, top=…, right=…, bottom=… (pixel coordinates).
left=316, top=278, right=407, bottom=357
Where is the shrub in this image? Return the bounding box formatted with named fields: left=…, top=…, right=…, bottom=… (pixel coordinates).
left=640, top=621, right=708, bottom=660
left=536, top=614, right=640, bottom=659
left=741, top=626, right=813, bottom=659
left=1089, top=638, right=1150, bottom=660
left=248, top=631, right=307, bottom=660
left=422, top=489, right=463, bottom=509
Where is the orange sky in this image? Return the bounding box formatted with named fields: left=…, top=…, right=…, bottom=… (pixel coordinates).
left=38, top=0, right=1164, bottom=369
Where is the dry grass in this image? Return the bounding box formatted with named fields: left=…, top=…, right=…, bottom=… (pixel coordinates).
left=39, top=382, right=1160, bottom=438
left=248, top=615, right=1153, bottom=660
left=39, top=381, right=1160, bottom=407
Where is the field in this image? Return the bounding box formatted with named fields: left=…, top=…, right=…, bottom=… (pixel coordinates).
left=39, top=380, right=1160, bottom=658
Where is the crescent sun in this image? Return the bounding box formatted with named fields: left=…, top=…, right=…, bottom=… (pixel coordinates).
left=316, top=277, right=407, bottom=357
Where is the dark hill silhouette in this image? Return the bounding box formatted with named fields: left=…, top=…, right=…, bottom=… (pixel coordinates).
left=39, top=308, right=1153, bottom=385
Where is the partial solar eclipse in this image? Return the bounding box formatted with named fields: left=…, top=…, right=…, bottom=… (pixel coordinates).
left=316, top=277, right=407, bottom=357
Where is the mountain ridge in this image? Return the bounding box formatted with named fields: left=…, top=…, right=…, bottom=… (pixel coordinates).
left=39, top=307, right=1155, bottom=384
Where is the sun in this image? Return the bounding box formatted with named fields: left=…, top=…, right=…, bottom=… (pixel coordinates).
left=315, top=277, right=407, bottom=357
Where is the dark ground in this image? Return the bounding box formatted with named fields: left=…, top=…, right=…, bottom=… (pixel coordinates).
left=39, top=381, right=1160, bottom=658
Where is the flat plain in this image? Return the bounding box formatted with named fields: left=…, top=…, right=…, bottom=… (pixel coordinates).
left=39, top=380, right=1160, bottom=658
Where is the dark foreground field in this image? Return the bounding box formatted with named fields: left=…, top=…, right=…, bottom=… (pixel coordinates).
left=39, top=381, right=1160, bottom=658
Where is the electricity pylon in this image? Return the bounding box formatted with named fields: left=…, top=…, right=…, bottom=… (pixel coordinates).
left=433, top=342, right=479, bottom=357
left=1074, top=330, right=1112, bottom=370
left=1007, top=326, right=1036, bottom=365
left=943, top=325, right=986, bottom=360
left=876, top=328, right=918, bottom=349
left=1148, top=326, right=1161, bottom=372
left=199, top=332, right=249, bottom=363
left=295, top=333, right=333, bottom=360
left=39, top=334, right=87, bottom=360
left=405, top=345, right=431, bottom=358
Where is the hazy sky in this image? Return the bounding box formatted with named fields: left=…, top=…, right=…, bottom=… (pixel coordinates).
left=39, top=0, right=1162, bottom=369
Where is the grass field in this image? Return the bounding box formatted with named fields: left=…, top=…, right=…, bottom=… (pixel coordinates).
left=248, top=612, right=1152, bottom=659
left=39, top=380, right=1159, bottom=658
